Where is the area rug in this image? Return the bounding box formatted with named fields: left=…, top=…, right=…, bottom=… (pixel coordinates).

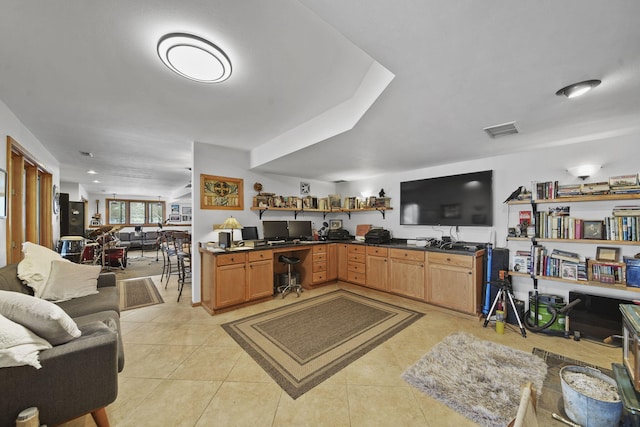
left=117, top=277, right=164, bottom=311
left=532, top=348, right=613, bottom=425
left=402, top=332, right=547, bottom=427
left=222, top=290, right=423, bottom=399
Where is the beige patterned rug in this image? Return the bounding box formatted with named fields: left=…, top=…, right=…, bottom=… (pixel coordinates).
left=117, top=277, right=164, bottom=311
left=222, top=290, right=424, bottom=399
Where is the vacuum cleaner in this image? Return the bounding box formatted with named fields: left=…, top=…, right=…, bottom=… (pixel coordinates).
left=524, top=292, right=582, bottom=336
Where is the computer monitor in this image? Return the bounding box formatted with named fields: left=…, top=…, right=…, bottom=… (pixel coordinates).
left=241, top=226, right=259, bottom=241
left=262, top=221, right=289, bottom=241
left=288, top=220, right=313, bottom=240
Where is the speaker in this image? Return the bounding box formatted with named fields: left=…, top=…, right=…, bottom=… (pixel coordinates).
left=60, top=193, right=85, bottom=236
left=219, top=232, right=231, bottom=249
left=482, top=247, right=510, bottom=314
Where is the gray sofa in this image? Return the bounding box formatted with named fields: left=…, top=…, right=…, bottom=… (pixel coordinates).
left=117, top=231, right=158, bottom=250
left=0, top=263, right=123, bottom=427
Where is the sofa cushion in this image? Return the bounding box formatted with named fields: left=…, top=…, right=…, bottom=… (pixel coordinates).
left=0, top=263, right=33, bottom=295
left=56, top=286, right=120, bottom=317
left=17, top=242, right=69, bottom=296
left=0, top=290, right=81, bottom=346
left=0, top=313, right=52, bottom=369
left=39, top=260, right=100, bottom=302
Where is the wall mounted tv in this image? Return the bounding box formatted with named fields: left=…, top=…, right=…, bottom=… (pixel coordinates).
left=400, top=170, right=494, bottom=226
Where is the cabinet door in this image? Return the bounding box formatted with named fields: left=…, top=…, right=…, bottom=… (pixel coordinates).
left=215, top=263, right=247, bottom=308
left=366, top=255, right=388, bottom=290
left=427, top=263, right=474, bottom=314
left=247, top=259, right=274, bottom=300
left=337, top=244, right=349, bottom=281
left=389, top=257, right=425, bottom=299
left=326, top=243, right=338, bottom=281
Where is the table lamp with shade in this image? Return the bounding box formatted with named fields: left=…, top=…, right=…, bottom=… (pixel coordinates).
left=219, top=216, right=243, bottom=249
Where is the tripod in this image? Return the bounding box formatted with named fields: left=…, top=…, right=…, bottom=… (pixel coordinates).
left=483, top=275, right=527, bottom=338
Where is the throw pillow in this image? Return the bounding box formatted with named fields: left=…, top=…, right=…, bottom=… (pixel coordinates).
left=17, top=242, right=70, bottom=296
left=0, top=313, right=52, bottom=369
left=38, top=260, right=101, bottom=302
left=0, top=290, right=81, bottom=345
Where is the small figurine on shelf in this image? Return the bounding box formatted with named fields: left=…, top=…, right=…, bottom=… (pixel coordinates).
left=379, top=188, right=386, bottom=198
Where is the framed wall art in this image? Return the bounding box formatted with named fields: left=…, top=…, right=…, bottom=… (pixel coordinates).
left=200, top=174, right=244, bottom=210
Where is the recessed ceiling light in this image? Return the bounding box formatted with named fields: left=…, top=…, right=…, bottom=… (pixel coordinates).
left=556, top=79, right=601, bottom=99
left=157, top=33, right=232, bottom=83
left=87, top=170, right=98, bottom=174
left=92, top=180, right=101, bottom=183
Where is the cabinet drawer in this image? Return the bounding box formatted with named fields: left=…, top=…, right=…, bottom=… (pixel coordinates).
left=248, top=250, right=272, bottom=262
left=348, top=261, right=365, bottom=273
left=366, top=246, right=389, bottom=257
left=313, top=252, right=327, bottom=263
left=312, top=271, right=327, bottom=283
left=348, top=253, right=366, bottom=263
left=312, top=245, right=327, bottom=254
left=348, top=271, right=366, bottom=285
left=216, top=253, right=247, bottom=266
left=428, top=252, right=472, bottom=268
left=389, top=249, right=425, bottom=262
left=313, top=262, right=327, bottom=273
left=348, top=245, right=366, bottom=255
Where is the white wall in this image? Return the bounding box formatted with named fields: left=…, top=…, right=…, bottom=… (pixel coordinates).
left=191, top=142, right=336, bottom=303
left=0, top=99, right=60, bottom=266
left=335, top=134, right=640, bottom=303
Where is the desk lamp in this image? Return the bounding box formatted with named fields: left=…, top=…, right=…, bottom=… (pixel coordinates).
left=221, top=216, right=243, bottom=248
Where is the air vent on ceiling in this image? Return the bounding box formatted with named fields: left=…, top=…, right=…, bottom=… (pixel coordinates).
left=185, top=182, right=191, bottom=188
left=483, top=121, right=519, bottom=138
left=79, top=151, right=94, bottom=157
left=333, top=180, right=347, bottom=183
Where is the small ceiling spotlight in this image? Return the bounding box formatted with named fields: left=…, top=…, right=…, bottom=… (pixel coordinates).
left=556, top=79, right=601, bottom=99
left=157, top=33, right=232, bottom=83
left=567, top=164, right=602, bottom=180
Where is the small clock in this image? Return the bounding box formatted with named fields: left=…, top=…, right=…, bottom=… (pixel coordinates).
left=300, top=182, right=310, bottom=195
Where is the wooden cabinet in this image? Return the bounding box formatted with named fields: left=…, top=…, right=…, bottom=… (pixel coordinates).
left=347, top=244, right=366, bottom=285
left=247, top=250, right=274, bottom=299
left=389, top=249, right=425, bottom=299
left=312, top=245, right=328, bottom=284
left=426, top=252, right=483, bottom=315
left=214, top=253, right=247, bottom=309
left=326, top=243, right=338, bottom=281
left=366, top=246, right=389, bottom=291
left=337, top=243, right=349, bottom=281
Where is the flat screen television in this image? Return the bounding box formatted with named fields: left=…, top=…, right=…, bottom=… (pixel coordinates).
left=288, top=220, right=313, bottom=240
left=262, top=220, right=289, bottom=241
left=400, top=170, right=493, bottom=226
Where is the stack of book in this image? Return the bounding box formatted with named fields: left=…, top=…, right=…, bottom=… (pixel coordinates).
left=529, top=245, right=585, bottom=280
left=605, top=212, right=640, bottom=241
left=556, top=183, right=582, bottom=197
left=580, top=181, right=610, bottom=195
left=533, top=181, right=558, bottom=200
left=610, top=174, right=640, bottom=194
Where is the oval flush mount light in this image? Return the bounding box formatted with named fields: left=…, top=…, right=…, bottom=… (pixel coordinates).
left=157, top=33, right=232, bottom=83
left=556, top=79, right=601, bottom=99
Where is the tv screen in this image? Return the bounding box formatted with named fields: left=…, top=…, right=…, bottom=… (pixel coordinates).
left=288, top=220, right=313, bottom=240
left=262, top=221, right=289, bottom=241
left=241, top=226, right=259, bottom=240
left=400, top=170, right=493, bottom=226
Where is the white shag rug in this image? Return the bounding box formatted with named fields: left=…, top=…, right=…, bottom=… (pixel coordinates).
left=402, top=332, right=547, bottom=427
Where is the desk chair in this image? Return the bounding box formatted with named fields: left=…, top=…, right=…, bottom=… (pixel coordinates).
left=277, top=255, right=302, bottom=298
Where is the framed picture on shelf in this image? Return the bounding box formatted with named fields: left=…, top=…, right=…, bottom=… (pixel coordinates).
left=561, top=263, right=578, bottom=280
left=328, top=194, right=341, bottom=209
left=200, top=174, right=244, bottom=210
left=583, top=220, right=604, bottom=240
left=182, top=206, right=192, bottom=215
left=596, top=246, right=620, bottom=262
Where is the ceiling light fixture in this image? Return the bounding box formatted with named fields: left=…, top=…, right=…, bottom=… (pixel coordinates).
left=157, top=33, right=232, bottom=83
left=87, top=170, right=97, bottom=174
left=556, top=79, right=601, bottom=99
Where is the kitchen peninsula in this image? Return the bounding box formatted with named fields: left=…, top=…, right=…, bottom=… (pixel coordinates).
left=199, top=241, right=485, bottom=316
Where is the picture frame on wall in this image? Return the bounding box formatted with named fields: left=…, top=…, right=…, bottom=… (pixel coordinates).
left=181, top=215, right=191, bottom=222
left=182, top=206, right=192, bottom=215
left=200, top=174, right=244, bottom=210
left=329, top=219, right=343, bottom=230
left=169, top=214, right=180, bottom=222
left=171, top=204, right=180, bottom=214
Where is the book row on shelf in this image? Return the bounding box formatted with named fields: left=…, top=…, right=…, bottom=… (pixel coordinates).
left=534, top=212, right=640, bottom=241
left=512, top=246, right=640, bottom=287
left=532, top=173, right=640, bottom=200
left=252, top=193, right=391, bottom=210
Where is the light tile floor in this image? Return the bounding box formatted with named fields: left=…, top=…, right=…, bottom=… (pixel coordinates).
left=63, top=277, right=620, bottom=427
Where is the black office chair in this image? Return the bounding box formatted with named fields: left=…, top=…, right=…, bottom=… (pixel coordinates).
left=277, top=255, right=302, bottom=298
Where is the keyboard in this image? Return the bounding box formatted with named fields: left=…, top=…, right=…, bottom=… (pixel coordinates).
left=267, top=240, right=287, bottom=245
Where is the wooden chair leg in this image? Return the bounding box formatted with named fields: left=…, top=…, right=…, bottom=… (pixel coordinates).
left=91, top=407, right=110, bottom=427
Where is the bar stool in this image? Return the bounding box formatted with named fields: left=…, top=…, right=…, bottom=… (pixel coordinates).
left=277, top=255, right=302, bottom=298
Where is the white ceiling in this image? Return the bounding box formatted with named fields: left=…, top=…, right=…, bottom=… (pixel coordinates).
left=1, top=1, right=639, bottom=198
